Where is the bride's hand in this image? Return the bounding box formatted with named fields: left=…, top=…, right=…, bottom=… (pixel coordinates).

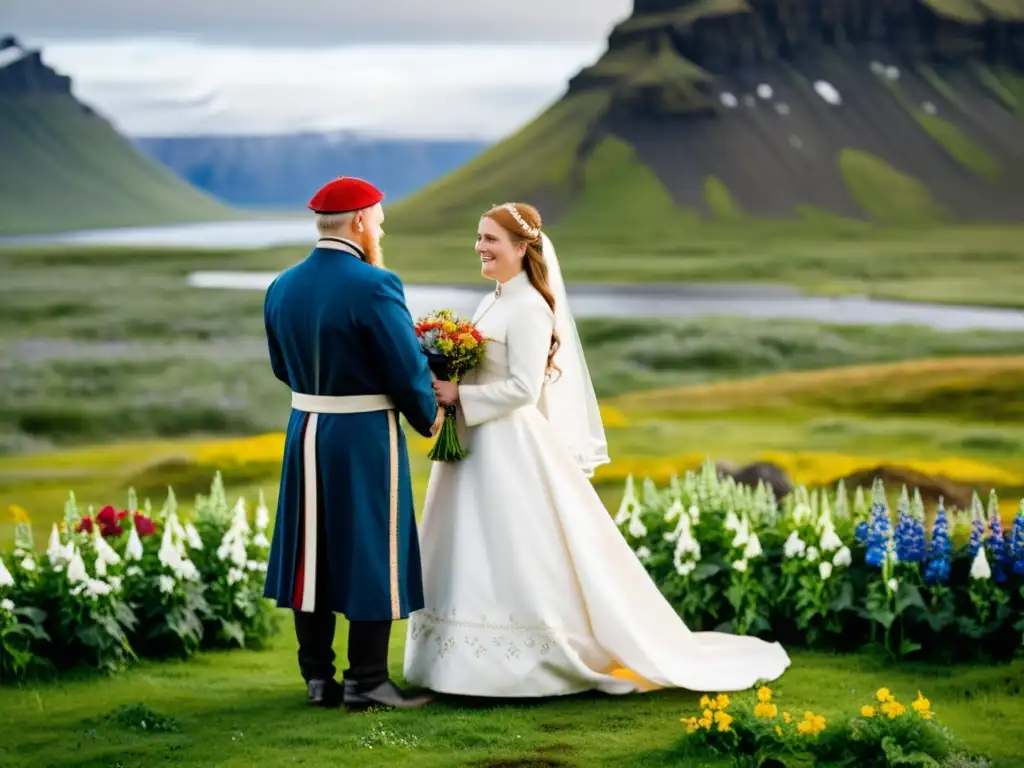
left=433, top=380, right=459, bottom=406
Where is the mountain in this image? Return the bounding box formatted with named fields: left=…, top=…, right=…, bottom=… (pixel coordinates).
left=388, top=0, right=1024, bottom=233
left=134, top=134, right=489, bottom=210
left=0, top=36, right=235, bottom=236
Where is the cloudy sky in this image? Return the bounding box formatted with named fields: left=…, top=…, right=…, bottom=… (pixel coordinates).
left=6, top=0, right=631, bottom=139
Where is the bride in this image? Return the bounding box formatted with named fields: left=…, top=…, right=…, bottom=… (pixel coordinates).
left=403, top=202, right=791, bottom=697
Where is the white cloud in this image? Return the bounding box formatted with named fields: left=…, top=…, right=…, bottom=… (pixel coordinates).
left=35, top=39, right=606, bottom=139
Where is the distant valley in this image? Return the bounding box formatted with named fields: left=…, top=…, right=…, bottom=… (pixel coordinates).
left=134, top=134, right=490, bottom=209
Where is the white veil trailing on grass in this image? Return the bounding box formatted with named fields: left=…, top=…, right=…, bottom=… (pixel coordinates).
left=540, top=232, right=610, bottom=476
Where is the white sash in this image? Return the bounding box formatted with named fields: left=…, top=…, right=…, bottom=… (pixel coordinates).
left=291, top=392, right=394, bottom=413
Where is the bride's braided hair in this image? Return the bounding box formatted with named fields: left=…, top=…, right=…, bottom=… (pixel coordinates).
left=483, top=202, right=561, bottom=379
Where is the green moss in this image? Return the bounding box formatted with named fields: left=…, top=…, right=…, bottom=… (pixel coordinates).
left=621, top=0, right=752, bottom=34
left=913, top=110, right=1001, bottom=181
left=919, top=0, right=988, bottom=23
left=838, top=149, right=947, bottom=225
left=556, top=135, right=699, bottom=240
left=703, top=176, right=744, bottom=220
left=387, top=92, right=610, bottom=233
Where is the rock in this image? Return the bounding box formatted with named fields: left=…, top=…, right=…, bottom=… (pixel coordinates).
left=731, top=462, right=794, bottom=499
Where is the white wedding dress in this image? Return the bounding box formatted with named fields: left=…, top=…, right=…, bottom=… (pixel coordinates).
left=403, top=239, right=791, bottom=698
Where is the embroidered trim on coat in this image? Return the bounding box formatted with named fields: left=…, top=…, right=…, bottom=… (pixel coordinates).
left=387, top=410, right=400, bottom=619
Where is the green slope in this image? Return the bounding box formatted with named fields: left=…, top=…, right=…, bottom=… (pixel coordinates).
left=0, top=95, right=237, bottom=235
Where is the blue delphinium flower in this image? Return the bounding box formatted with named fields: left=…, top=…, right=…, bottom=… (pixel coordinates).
left=923, top=501, right=952, bottom=586
left=865, top=500, right=891, bottom=569
left=987, top=514, right=1010, bottom=585
left=894, top=508, right=926, bottom=564
left=855, top=520, right=868, bottom=543
left=968, top=517, right=985, bottom=557
left=1011, top=508, right=1024, bottom=577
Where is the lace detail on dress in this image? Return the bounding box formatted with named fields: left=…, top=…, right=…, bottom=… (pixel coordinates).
left=408, top=609, right=556, bottom=662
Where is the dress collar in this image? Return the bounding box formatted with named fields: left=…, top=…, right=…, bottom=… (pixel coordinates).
left=494, top=270, right=530, bottom=298
left=316, top=236, right=365, bottom=259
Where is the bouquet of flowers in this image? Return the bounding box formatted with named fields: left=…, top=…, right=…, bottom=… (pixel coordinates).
left=414, top=309, right=487, bottom=461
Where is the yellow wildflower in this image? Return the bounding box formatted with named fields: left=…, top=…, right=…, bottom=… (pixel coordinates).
left=882, top=701, right=906, bottom=719
left=754, top=702, right=779, bottom=719
left=683, top=716, right=699, bottom=733
left=441, top=321, right=457, bottom=333
left=860, top=705, right=876, bottom=718
left=8, top=505, right=30, bottom=523
left=699, top=695, right=711, bottom=709
left=782, top=711, right=792, bottom=724
left=714, top=711, right=733, bottom=732
left=698, top=717, right=712, bottom=729
left=715, top=694, right=730, bottom=710
left=912, top=692, right=932, bottom=716
left=775, top=725, right=783, bottom=736
left=757, top=686, right=773, bottom=703
left=703, top=708, right=714, bottom=721
left=797, top=712, right=826, bottom=735
left=876, top=688, right=893, bottom=703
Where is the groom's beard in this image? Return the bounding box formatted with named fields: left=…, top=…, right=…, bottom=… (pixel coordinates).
left=362, top=237, right=384, bottom=267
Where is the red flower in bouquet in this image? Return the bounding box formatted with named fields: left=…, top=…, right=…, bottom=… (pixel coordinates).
left=415, top=309, right=488, bottom=461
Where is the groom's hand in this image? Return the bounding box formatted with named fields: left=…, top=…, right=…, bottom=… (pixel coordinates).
left=430, top=407, right=445, bottom=436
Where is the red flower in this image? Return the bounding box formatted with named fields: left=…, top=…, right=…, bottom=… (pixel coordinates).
left=76, top=516, right=94, bottom=534
left=133, top=514, right=157, bottom=537
left=95, top=505, right=129, bottom=537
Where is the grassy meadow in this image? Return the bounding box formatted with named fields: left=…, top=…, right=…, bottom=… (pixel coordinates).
left=4, top=223, right=1024, bottom=766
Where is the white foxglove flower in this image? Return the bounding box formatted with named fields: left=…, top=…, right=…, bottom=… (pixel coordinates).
left=125, top=527, right=144, bottom=561
left=20, top=556, right=35, bottom=572
left=126, top=565, right=143, bottom=578
left=95, top=557, right=108, bottom=577
left=227, top=567, right=246, bottom=585
left=886, top=578, right=899, bottom=593
left=743, top=533, right=763, bottom=560
left=177, top=560, right=200, bottom=582
left=615, top=476, right=639, bottom=525
left=819, top=562, right=833, bottom=580
left=253, top=532, right=270, bottom=549
left=733, top=559, right=748, bottom=572
left=806, top=546, right=819, bottom=563
left=678, top=561, right=696, bottom=577
left=86, top=578, right=112, bottom=598
left=158, top=574, right=176, bottom=594
left=634, top=546, right=652, bottom=561
left=66, top=551, right=89, bottom=584
left=832, top=546, right=852, bottom=567
left=109, top=576, right=123, bottom=592
left=628, top=515, right=647, bottom=539
left=724, top=510, right=741, bottom=532
left=663, top=500, right=683, bottom=523
left=970, top=548, right=991, bottom=580
left=783, top=531, right=806, bottom=559
left=92, top=529, right=121, bottom=565
left=792, top=503, right=813, bottom=525
left=255, top=497, right=270, bottom=531
left=819, top=522, right=842, bottom=553
left=688, top=504, right=700, bottom=522
left=158, top=528, right=180, bottom=568
left=231, top=498, right=251, bottom=534
left=0, top=557, right=14, bottom=588
left=184, top=522, right=204, bottom=551
left=731, top=518, right=750, bottom=549
left=0, top=598, right=14, bottom=613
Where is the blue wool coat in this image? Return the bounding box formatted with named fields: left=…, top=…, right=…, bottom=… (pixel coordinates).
left=262, top=242, right=437, bottom=620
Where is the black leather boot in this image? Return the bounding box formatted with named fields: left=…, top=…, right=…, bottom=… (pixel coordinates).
left=343, top=679, right=434, bottom=710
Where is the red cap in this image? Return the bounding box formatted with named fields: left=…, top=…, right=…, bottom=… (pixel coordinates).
left=308, top=176, right=384, bottom=214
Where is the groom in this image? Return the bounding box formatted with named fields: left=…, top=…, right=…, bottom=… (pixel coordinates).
left=262, top=175, right=442, bottom=709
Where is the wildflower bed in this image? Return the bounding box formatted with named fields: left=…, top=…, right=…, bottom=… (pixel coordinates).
left=616, top=462, right=1024, bottom=661
left=0, top=474, right=276, bottom=681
